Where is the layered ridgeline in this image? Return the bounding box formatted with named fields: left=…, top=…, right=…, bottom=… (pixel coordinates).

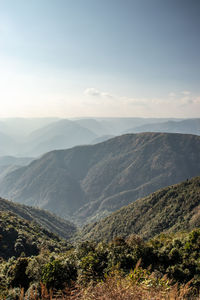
left=0, top=210, right=70, bottom=260
left=0, top=133, right=200, bottom=224
left=0, top=156, right=33, bottom=166
left=24, top=118, right=169, bottom=156
left=0, top=197, right=76, bottom=239
left=0, top=132, right=17, bottom=156
left=78, top=176, right=200, bottom=242
left=0, top=117, right=182, bottom=157
left=1, top=117, right=199, bottom=157
left=125, top=118, right=200, bottom=135
left=24, top=119, right=98, bottom=156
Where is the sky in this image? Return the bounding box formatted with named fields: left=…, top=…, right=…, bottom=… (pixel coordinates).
left=0, top=0, right=200, bottom=118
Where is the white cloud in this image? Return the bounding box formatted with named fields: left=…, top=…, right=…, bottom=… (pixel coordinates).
left=82, top=88, right=200, bottom=118
left=101, top=92, right=113, bottom=98
left=84, top=88, right=114, bottom=98
left=169, top=92, right=176, bottom=97
left=84, top=88, right=102, bottom=96
left=182, top=90, right=191, bottom=95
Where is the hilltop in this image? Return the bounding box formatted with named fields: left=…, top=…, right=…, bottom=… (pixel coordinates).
left=0, top=210, right=69, bottom=260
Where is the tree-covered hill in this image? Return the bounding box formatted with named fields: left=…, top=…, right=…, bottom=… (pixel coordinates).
left=0, top=132, right=200, bottom=224
left=0, top=210, right=69, bottom=260
left=0, top=197, right=76, bottom=240
left=78, top=176, right=200, bottom=242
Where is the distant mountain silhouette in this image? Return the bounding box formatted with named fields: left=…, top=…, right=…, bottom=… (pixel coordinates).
left=0, top=132, right=17, bottom=156
left=0, top=117, right=183, bottom=157
left=24, top=119, right=98, bottom=156
left=125, top=118, right=200, bottom=135
left=0, top=155, right=33, bottom=166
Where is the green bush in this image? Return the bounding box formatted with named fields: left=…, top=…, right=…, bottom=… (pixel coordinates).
left=41, top=258, right=77, bottom=290
left=7, top=257, right=30, bottom=290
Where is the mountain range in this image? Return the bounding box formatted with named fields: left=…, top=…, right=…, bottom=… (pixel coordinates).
left=24, top=119, right=98, bottom=156
left=1, top=117, right=199, bottom=157
left=0, top=132, right=199, bottom=224
left=1, top=175, right=199, bottom=248
left=126, top=118, right=200, bottom=135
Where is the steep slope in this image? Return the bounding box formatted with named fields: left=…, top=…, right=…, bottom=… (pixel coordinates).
left=0, top=165, right=21, bottom=181
left=0, top=210, right=69, bottom=260
left=78, top=176, right=200, bottom=242
left=126, top=118, right=200, bottom=135
left=0, top=133, right=200, bottom=223
left=0, top=197, right=76, bottom=240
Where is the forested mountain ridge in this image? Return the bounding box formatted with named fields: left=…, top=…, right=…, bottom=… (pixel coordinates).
left=77, top=176, right=200, bottom=242
left=0, top=132, right=200, bottom=224
left=0, top=197, right=76, bottom=239
left=0, top=210, right=69, bottom=260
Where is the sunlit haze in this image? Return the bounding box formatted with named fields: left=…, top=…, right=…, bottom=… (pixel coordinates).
left=0, top=0, right=200, bottom=118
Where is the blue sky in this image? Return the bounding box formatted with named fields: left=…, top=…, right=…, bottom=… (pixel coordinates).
left=0, top=0, right=200, bottom=118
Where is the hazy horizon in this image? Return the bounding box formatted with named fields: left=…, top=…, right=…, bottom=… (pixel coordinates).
left=0, top=116, right=193, bottom=120
left=0, top=0, right=200, bottom=118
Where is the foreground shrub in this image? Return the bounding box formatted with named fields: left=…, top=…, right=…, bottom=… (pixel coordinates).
left=41, top=258, right=77, bottom=290
left=6, top=257, right=30, bottom=290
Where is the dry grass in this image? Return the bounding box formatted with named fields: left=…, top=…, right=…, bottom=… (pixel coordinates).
left=69, top=276, right=199, bottom=300
left=14, top=274, right=199, bottom=300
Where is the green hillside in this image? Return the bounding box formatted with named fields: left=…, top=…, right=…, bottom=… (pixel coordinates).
left=0, top=210, right=69, bottom=260
left=78, top=176, right=200, bottom=242
left=0, top=133, right=200, bottom=224
left=0, top=197, right=76, bottom=239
